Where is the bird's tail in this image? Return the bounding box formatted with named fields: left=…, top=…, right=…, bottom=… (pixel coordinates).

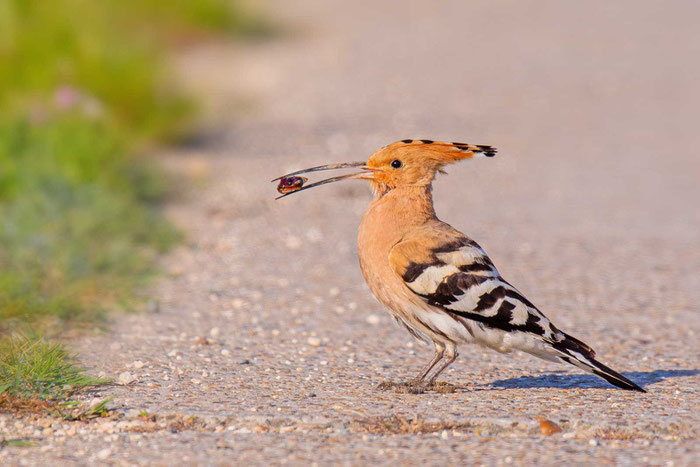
left=552, top=333, right=646, bottom=392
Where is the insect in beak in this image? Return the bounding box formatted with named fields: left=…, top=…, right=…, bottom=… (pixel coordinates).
left=272, top=162, right=379, bottom=199
left=276, top=176, right=308, bottom=195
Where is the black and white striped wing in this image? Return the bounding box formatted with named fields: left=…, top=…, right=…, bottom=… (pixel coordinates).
left=390, top=233, right=647, bottom=392
left=391, top=237, right=564, bottom=343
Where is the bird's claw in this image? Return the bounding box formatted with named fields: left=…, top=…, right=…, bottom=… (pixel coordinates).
left=378, top=380, right=427, bottom=394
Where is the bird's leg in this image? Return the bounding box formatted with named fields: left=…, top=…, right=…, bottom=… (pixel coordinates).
left=427, top=343, right=458, bottom=384
left=413, top=342, right=445, bottom=383
left=378, top=342, right=444, bottom=393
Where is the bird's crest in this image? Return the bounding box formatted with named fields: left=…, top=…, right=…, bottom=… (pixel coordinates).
left=379, top=139, right=497, bottom=161
left=365, top=139, right=497, bottom=192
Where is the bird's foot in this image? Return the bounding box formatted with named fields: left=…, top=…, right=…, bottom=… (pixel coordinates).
left=377, top=380, right=456, bottom=394
left=378, top=380, right=427, bottom=394
left=426, top=380, right=457, bottom=394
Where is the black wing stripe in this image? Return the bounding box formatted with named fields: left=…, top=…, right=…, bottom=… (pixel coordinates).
left=432, top=238, right=481, bottom=254
left=419, top=273, right=491, bottom=307
left=417, top=278, right=548, bottom=336
left=458, top=262, right=493, bottom=273
left=401, top=238, right=495, bottom=286
left=402, top=260, right=444, bottom=283
left=446, top=304, right=546, bottom=336
left=496, top=300, right=515, bottom=322
left=473, top=286, right=506, bottom=312
left=503, top=288, right=537, bottom=309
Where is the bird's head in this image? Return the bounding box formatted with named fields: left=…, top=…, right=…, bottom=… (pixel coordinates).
left=363, top=139, right=496, bottom=195
left=273, top=139, right=496, bottom=199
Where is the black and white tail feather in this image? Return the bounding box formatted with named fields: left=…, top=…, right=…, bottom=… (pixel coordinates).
left=552, top=333, right=645, bottom=392
left=390, top=230, right=646, bottom=392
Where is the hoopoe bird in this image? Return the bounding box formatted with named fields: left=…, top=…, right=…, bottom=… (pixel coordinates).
left=274, top=139, right=645, bottom=392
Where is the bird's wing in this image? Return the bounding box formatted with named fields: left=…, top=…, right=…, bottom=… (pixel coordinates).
left=389, top=224, right=566, bottom=344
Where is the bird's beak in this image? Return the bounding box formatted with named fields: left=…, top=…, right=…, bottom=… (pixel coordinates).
left=273, top=162, right=381, bottom=199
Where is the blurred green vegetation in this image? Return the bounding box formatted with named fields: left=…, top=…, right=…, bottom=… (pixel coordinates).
left=0, top=0, right=256, bottom=332
left=0, top=114, right=180, bottom=327
left=0, top=333, right=108, bottom=400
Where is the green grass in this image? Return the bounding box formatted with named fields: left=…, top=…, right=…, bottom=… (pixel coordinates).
left=0, top=334, right=107, bottom=400
left=0, top=0, right=261, bottom=403
left=2, top=439, right=37, bottom=448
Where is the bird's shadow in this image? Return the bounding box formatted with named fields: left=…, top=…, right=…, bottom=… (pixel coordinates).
left=489, top=369, right=699, bottom=391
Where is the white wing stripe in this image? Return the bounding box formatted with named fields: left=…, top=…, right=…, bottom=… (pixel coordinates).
left=406, top=264, right=460, bottom=295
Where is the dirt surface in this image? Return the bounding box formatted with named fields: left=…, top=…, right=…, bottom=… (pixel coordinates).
left=3, top=0, right=699, bottom=464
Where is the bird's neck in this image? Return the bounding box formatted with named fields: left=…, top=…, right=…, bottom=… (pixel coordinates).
left=381, top=185, right=436, bottom=224
left=359, top=185, right=436, bottom=247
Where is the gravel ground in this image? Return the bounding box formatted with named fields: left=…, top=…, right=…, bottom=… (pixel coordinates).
left=3, top=0, right=699, bottom=465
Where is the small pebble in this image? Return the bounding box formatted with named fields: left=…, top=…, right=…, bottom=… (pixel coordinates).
left=536, top=418, right=562, bottom=436
left=133, top=361, right=144, bottom=369
left=365, top=314, right=381, bottom=325
left=117, top=372, right=136, bottom=385
left=307, top=337, right=321, bottom=347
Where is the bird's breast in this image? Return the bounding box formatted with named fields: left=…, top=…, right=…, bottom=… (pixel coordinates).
left=357, top=203, right=397, bottom=303
left=357, top=197, right=425, bottom=316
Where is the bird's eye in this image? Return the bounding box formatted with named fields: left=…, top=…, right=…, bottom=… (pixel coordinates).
left=390, top=159, right=403, bottom=169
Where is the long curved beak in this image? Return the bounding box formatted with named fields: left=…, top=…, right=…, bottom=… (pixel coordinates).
left=273, top=162, right=379, bottom=200
left=271, top=161, right=365, bottom=181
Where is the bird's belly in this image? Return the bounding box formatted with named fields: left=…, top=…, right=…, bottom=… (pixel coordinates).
left=460, top=323, right=560, bottom=361
left=407, top=305, right=477, bottom=344
left=378, top=291, right=476, bottom=345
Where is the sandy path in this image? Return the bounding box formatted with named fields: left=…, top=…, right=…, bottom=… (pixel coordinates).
left=4, top=0, right=699, bottom=464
